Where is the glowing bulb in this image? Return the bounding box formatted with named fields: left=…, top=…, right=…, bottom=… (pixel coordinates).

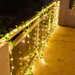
left=27, top=34, right=30, bottom=38
left=19, top=26, right=22, bottom=29
left=42, top=29, right=44, bottom=31
left=28, top=69, right=29, bottom=71
left=2, top=39, right=6, bottom=42
left=38, top=38, right=40, bottom=40
left=13, top=29, right=18, bottom=32
left=45, top=25, right=47, bottom=27
left=20, top=63, right=22, bottom=65
left=20, top=58, right=22, bottom=60
left=9, top=42, right=12, bottom=45
left=42, top=41, right=44, bottom=43
left=32, top=54, right=34, bottom=57
left=19, top=51, right=22, bottom=54
left=12, top=66, right=14, bottom=69
left=24, top=34, right=27, bottom=37
left=5, top=34, right=9, bottom=37
left=26, top=23, right=29, bottom=26
left=34, top=38, right=36, bottom=40
left=41, top=58, right=45, bottom=64
left=27, top=41, right=29, bottom=43
left=33, top=46, right=35, bottom=48
left=10, top=51, right=12, bottom=54
left=10, top=32, right=13, bottom=34
left=23, top=25, right=25, bottom=28
left=11, top=58, right=13, bottom=61
left=27, top=59, right=30, bottom=62
left=37, top=47, right=39, bottom=49
left=42, top=36, right=44, bottom=38
left=34, top=33, right=36, bottom=35
left=22, top=40, right=25, bottom=43
left=23, top=56, right=29, bottom=60
left=21, top=70, right=23, bottom=73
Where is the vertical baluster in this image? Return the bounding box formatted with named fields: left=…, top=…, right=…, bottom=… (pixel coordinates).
left=48, top=11, right=51, bottom=35
left=36, top=15, right=40, bottom=55
left=50, top=10, right=52, bottom=33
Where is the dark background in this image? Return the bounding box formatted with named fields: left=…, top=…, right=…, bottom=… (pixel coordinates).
left=0, top=0, right=53, bottom=35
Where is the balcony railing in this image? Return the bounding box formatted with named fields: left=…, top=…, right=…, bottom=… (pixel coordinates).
left=0, top=1, right=60, bottom=75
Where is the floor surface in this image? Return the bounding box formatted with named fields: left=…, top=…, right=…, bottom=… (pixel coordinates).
left=32, top=26, right=75, bottom=75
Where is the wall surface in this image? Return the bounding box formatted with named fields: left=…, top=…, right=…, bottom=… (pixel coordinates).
left=53, top=0, right=75, bottom=27
left=0, top=43, right=10, bottom=75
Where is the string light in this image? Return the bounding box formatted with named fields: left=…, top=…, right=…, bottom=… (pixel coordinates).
left=12, top=66, right=14, bottom=69
left=34, top=38, right=36, bottom=40
left=20, top=63, right=22, bottom=65
left=38, top=38, right=40, bottom=40
left=27, top=59, right=30, bottom=62
left=5, top=33, right=9, bottom=37
left=19, top=26, right=22, bottom=29
left=10, top=32, right=13, bottom=34
left=0, top=1, right=60, bottom=75
left=27, top=34, right=30, bottom=38
left=24, top=34, right=27, bottom=37
left=13, top=29, right=18, bottom=32
left=21, top=70, right=23, bottom=74
left=2, top=39, right=6, bottom=42
left=23, top=56, right=29, bottom=60
left=23, top=25, right=26, bottom=28
left=42, top=29, right=44, bottom=31
left=41, top=58, right=45, bottom=64
left=19, top=51, right=22, bottom=54
left=11, top=58, right=13, bottom=61
left=20, top=58, right=22, bottom=60
left=22, top=40, right=25, bottom=43
left=27, top=41, right=29, bottom=43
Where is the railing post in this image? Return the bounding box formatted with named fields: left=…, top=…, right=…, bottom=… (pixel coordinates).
left=48, top=11, right=52, bottom=35
left=36, top=15, right=40, bottom=55
left=0, top=42, right=10, bottom=75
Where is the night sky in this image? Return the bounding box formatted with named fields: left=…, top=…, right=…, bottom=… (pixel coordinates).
left=0, top=0, right=53, bottom=35
left=0, top=0, right=47, bottom=15
left=0, top=0, right=53, bottom=15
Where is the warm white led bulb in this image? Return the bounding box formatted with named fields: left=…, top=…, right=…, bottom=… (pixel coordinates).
left=27, top=34, right=30, bottom=38
left=10, top=51, right=12, bottom=54
left=27, top=41, right=29, bottom=43
left=20, top=58, right=22, bottom=60
left=23, top=25, right=25, bottom=28
left=20, top=63, right=22, bottom=65
left=19, top=51, right=22, bottom=54
left=13, top=29, right=18, bottom=32
left=42, top=29, right=44, bottom=31
left=22, top=40, right=25, bottom=43
left=34, top=38, right=36, bottom=40
left=12, top=66, right=14, bottom=69
left=19, top=26, right=22, bottom=29
left=27, top=59, right=30, bottom=62
left=42, top=36, right=44, bottom=38
left=10, top=32, right=13, bottom=34
left=2, top=39, right=6, bottom=42
left=11, top=58, right=13, bottom=61
left=5, top=34, right=9, bottom=37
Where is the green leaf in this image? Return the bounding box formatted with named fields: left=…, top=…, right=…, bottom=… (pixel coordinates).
left=13, top=43, right=16, bottom=48
left=0, top=34, right=3, bottom=37
left=8, top=28, right=13, bottom=31
left=22, top=21, right=24, bottom=24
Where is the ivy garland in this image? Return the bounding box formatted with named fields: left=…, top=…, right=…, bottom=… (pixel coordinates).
left=0, top=1, right=59, bottom=75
